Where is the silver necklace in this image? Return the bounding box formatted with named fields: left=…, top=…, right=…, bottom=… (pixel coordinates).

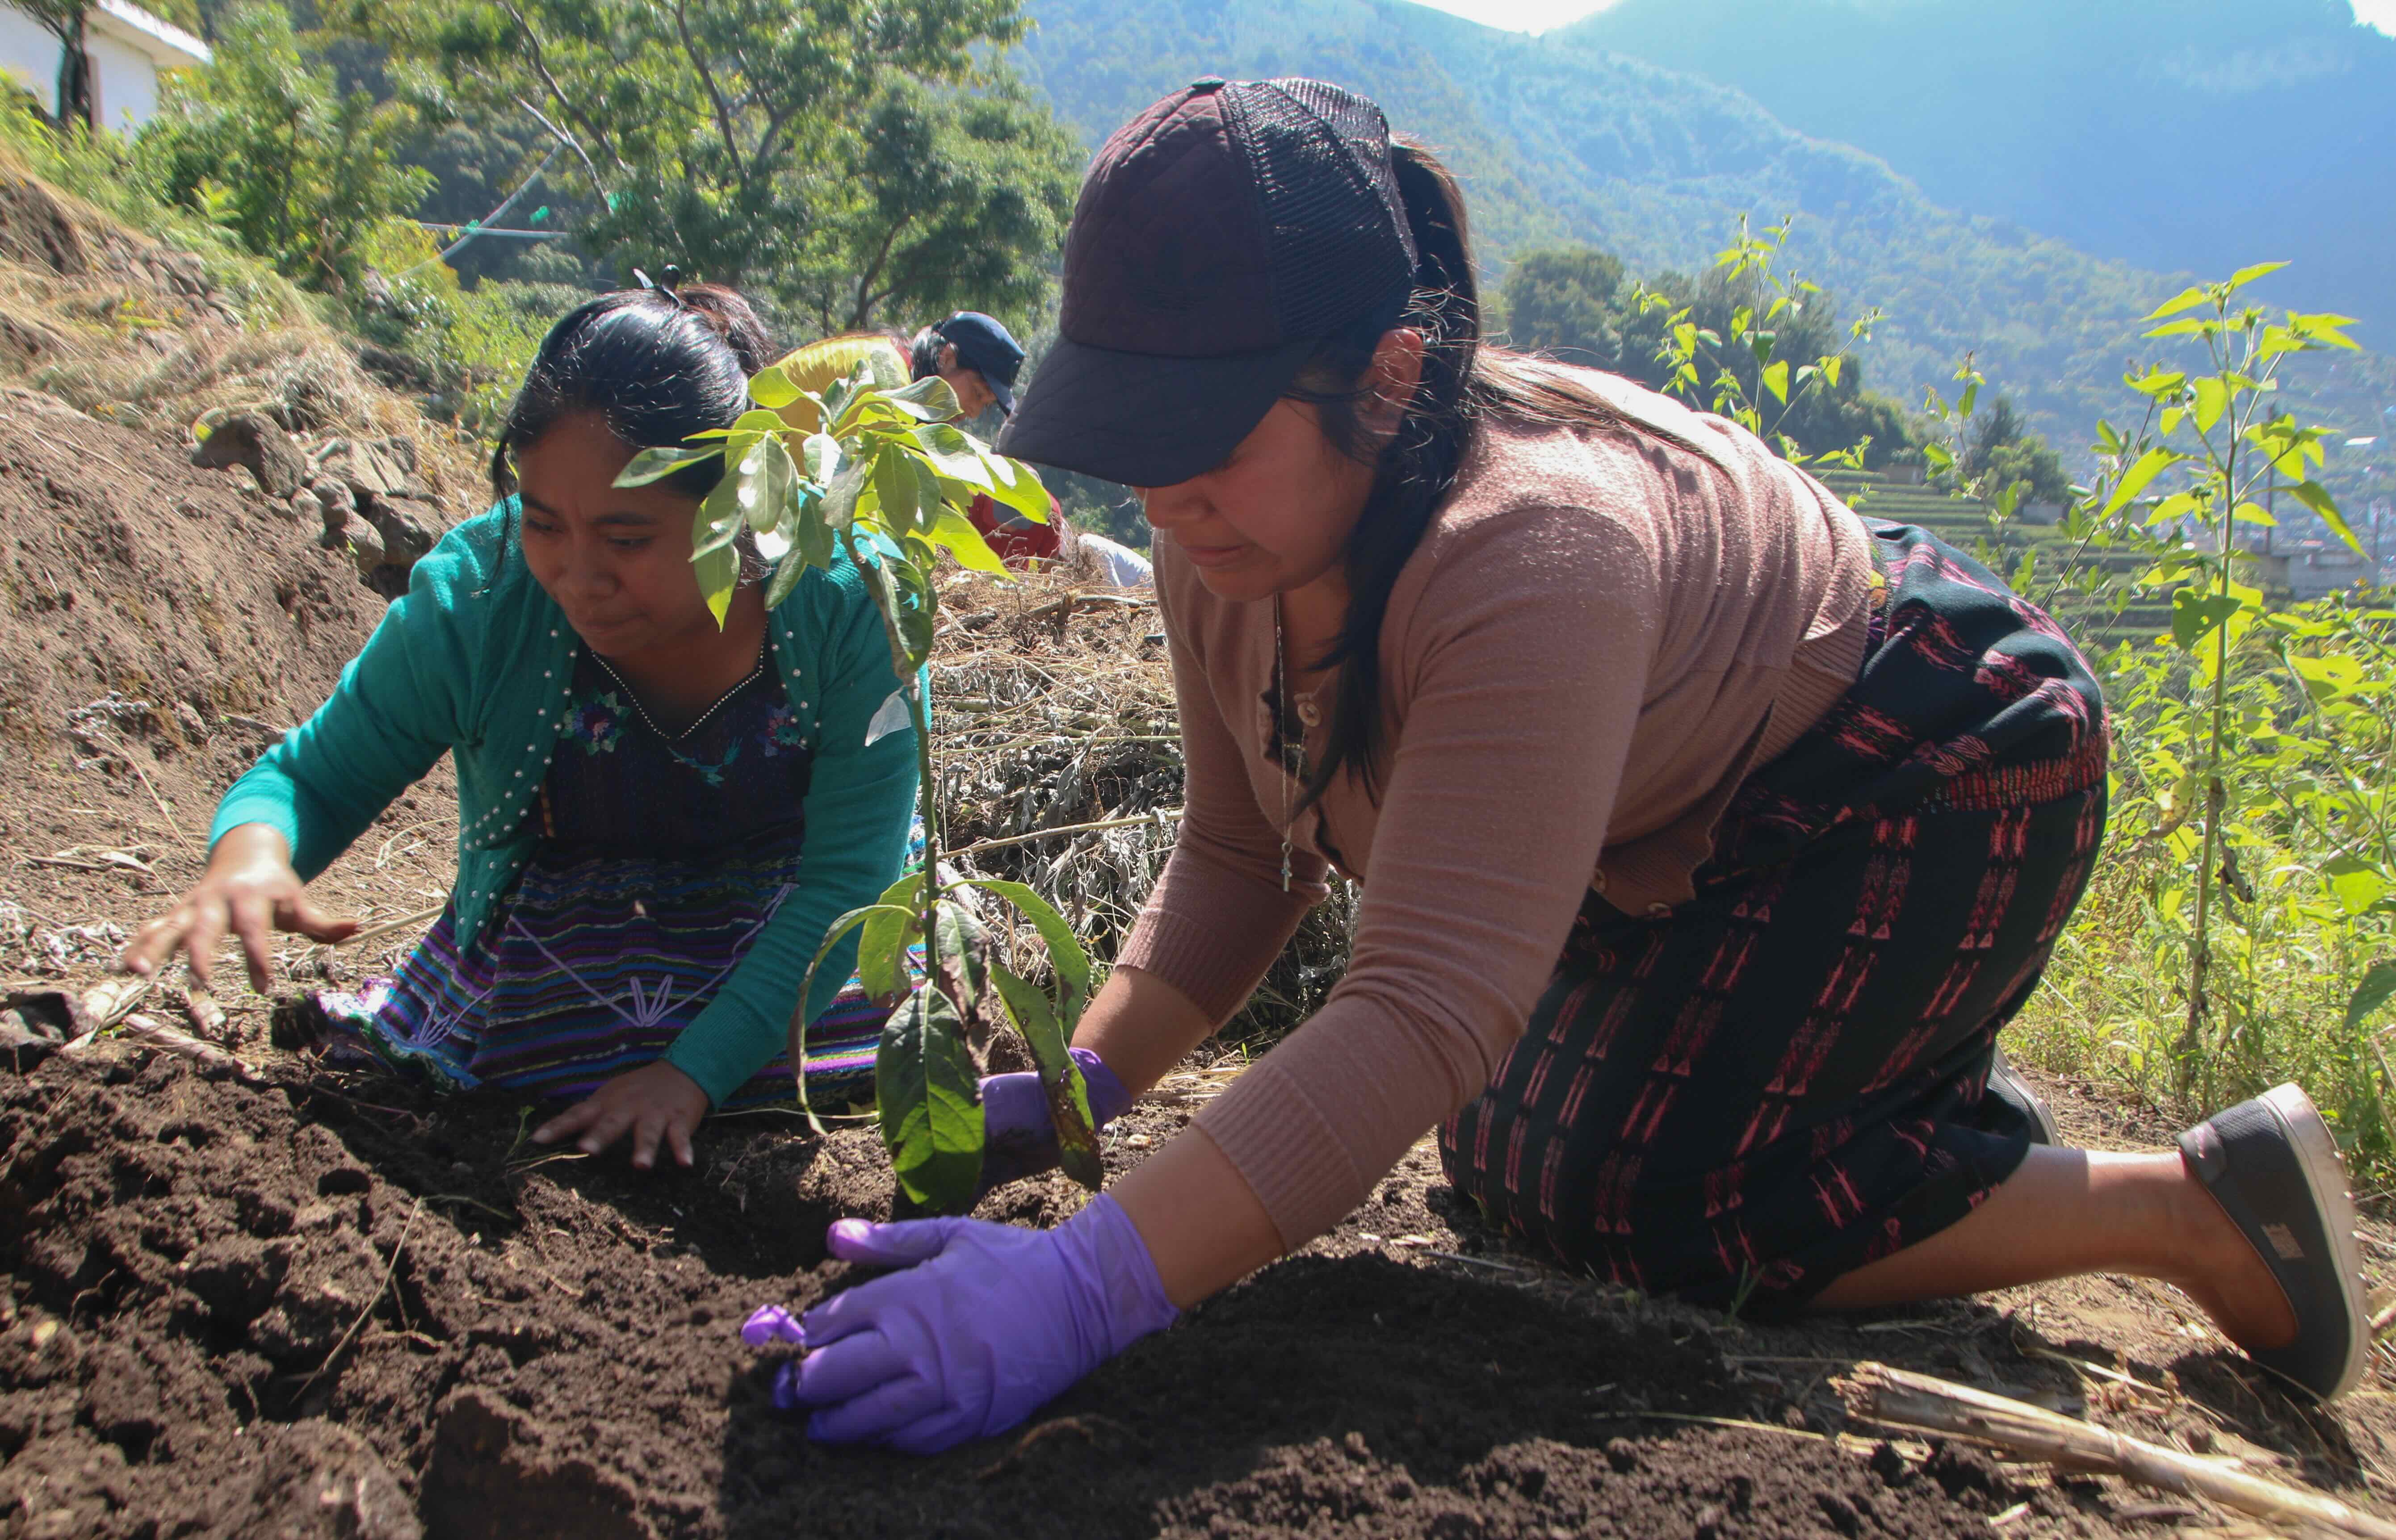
left=591, top=634, right=769, bottom=743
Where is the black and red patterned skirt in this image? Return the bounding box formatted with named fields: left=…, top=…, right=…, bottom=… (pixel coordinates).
left=1439, top=521, right=2110, bottom=1318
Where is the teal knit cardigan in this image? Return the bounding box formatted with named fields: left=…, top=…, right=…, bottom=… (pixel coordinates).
left=210, top=502, right=919, bottom=1106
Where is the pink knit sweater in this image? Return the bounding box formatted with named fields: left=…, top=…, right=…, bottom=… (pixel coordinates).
left=1115, top=368, right=1878, bottom=1249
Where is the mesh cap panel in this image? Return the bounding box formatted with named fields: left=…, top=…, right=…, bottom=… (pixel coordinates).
left=1221, top=79, right=1418, bottom=337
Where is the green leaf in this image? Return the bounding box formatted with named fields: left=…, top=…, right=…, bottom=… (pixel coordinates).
left=978, top=454, right=1051, bottom=523
left=2349, top=961, right=2396, bottom=1035
left=2325, top=857, right=2387, bottom=919
left=926, top=507, right=1008, bottom=574
left=2127, top=367, right=2187, bottom=399
left=739, top=434, right=801, bottom=535
left=693, top=473, right=745, bottom=557
left=2170, top=587, right=2243, bottom=653
left=2103, top=448, right=2182, bottom=517
left=823, top=453, right=874, bottom=531
left=763, top=548, right=807, bottom=610
left=693, top=542, right=738, bottom=628
left=2144, top=318, right=2217, bottom=339
left=787, top=898, right=913, bottom=1113
left=944, top=878, right=1093, bottom=1009
left=884, top=375, right=962, bottom=420
left=803, top=433, right=842, bottom=482
left=2226, top=261, right=2289, bottom=292
left=877, top=984, right=984, bottom=1212
left=932, top=898, right=991, bottom=1029
left=988, top=963, right=1102, bottom=1192
left=874, top=442, right=923, bottom=531
left=910, top=423, right=997, bottom=490
left=2144, top=285, right=2212, bottom=320
left=858, top=872, right=925, bottom=1004
left=615, top=444, right=722, bottom=488
left=1956, top=380, right=1979, bottom=420
left=2190, top=377, right=2228, bottom=435
left=748, top=364, right=800, bottom=411
left=2287, top=480, right=2371, bottom=562
left=1759, top=360, right=1790, bottom=404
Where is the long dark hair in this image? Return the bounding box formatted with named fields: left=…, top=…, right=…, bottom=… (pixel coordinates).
left=906, top=324, right=945, bottom=383
left=489, top=283, right=774, bottom=501
left=1292, top=140, right=1621, bottom=808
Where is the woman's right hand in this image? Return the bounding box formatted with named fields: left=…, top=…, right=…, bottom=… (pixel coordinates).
left=119, top=823, right=358, bottom=993
left=978, top=1047, right=1134, bottom=1193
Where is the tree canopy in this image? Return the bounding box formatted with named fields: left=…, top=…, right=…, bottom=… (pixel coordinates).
left=342, top=0, right=1079, bottom=334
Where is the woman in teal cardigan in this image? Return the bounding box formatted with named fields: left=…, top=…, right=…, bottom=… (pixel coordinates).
left=121, top=282, right=918, bottom=1168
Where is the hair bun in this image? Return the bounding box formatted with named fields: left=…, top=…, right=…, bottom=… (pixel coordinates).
left=673, top=283, right=773, bottom=375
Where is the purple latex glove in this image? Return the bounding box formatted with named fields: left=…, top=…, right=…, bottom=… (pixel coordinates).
left=978, top=1046, right=1133, bottom=1192
left=769, top=1193, right=1176, bottom=1453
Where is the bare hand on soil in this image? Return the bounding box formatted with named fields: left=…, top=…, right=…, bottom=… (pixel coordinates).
left=118, top=823, right=358, bottom=991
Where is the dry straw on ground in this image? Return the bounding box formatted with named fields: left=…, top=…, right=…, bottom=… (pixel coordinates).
left=0, top=140, right=483, bottom=501
left=931, top=563, right=1357, bottom=1042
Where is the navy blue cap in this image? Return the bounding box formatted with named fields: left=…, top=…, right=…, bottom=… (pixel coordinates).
left=934, top=312, right=1027, bottom=414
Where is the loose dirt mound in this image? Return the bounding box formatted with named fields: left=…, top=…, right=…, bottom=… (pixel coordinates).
left=0, top=1046, right=2096, bottom=1540
left=0, top=399, right=461, bottom=998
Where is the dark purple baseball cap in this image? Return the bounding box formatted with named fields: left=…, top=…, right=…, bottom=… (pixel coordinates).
left=997, top=77, right=1418, bottom=487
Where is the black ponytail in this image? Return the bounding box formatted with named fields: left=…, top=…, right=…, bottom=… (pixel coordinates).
left=1290, top=139, right=1626, bottom=809
left=488, top=282, right=774, bottom=502
left=1288, top=139, right=1482, bottom=808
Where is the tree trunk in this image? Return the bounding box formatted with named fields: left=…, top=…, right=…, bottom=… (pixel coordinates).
left=55, top=9, right=93, bottom=131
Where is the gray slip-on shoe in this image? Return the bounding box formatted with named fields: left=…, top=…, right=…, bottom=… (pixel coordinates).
left=2178, top=1083, right=2371, bottom=1401
left=1988, top=1046, right=2063, bottom=1146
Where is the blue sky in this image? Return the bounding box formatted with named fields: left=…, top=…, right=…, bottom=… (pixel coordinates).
left=1410, top=0, right=2396, bottom=38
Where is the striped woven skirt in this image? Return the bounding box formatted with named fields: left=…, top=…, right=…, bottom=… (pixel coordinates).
left=1439, top=521, right=2110, bottom=1318
left=307, top=842, right=891, bottom=1112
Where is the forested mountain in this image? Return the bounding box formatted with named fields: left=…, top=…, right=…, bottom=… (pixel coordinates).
left=1559, top=0, right=2396, bottom=345
left=1014, top=0, right=2395, bottom=468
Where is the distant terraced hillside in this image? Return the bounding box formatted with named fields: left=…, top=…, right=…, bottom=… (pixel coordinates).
left=1816, top=470, right=2178, bottom=644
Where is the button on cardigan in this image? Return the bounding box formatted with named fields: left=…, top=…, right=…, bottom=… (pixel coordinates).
left=209, top=502, right=920, bottom=1107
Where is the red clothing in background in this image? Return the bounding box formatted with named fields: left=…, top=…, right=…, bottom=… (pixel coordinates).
left=967, top=492, right=1064, bottom=566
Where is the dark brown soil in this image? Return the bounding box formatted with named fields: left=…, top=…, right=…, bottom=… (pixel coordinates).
left=1, top=1039, right=2391, bottom=1540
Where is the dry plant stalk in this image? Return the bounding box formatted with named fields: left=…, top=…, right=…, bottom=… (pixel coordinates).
left=1836, top=1361, right=2396, bottom=1539
left=79, top=973, right=151, bottom=1030
left=180, top=982, right=227, bottom=1040
left=69, top=1013, right=260, bottom=1080
left=929, top=568, right=1360, bottom=1040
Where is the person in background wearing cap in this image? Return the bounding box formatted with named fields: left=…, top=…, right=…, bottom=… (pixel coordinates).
left=908, top=313, right=1066, bottom=568
left=761, top=78, right=2369, bottom=1452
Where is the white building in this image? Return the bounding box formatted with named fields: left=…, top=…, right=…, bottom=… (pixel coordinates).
left=0, top=0, right=209, bottom=134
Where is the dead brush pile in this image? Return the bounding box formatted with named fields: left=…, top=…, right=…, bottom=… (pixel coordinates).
left=0, top=139, right=484, bottom=502
left=931, top=564, right=1357, bottom=1043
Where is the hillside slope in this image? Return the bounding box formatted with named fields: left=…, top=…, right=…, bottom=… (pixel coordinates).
left=1015, top=0, right=2395, bottom=466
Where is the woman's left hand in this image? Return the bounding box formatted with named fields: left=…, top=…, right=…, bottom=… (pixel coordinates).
left=760, top=1194, right=1178, bottom=1453
left=532, top=1060, right=711, bottom=1168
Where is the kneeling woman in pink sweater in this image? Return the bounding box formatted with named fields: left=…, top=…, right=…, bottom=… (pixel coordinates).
left=769, top=79, right=2371, bottom=1451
